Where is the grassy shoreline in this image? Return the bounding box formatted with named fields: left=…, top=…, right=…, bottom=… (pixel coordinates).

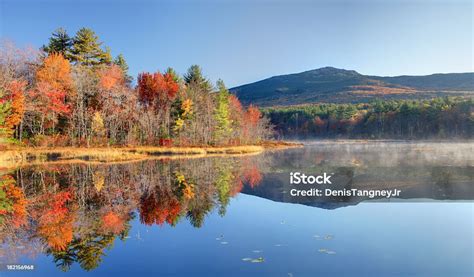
left=0, top=141, right=302, bottom=169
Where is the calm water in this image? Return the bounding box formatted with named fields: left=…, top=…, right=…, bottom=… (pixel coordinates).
left=1, top=141, right=473, bottom=276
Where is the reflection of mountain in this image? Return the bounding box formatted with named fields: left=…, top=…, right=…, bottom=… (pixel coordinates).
left=242, top=165, right=474, bottom=210
left=242, top=143, right=474, bottom=209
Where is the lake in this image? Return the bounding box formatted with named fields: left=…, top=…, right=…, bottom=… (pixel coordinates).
left=1, top=141, right=473, bottom=276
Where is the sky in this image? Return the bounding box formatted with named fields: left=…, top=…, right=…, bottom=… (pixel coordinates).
left=0, top=0, right=472, bottom=87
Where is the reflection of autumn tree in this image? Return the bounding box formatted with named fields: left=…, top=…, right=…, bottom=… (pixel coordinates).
left=139, top=191, right=181, bottom=226
left=0, top=174, right=28, bottom=228
left=101, top=211, right=126, bottom=235
left=241, top=158, right=263, bottom=188
left=35, top=190, right=75, bottom=251
left=2, top=155, right=269, bottom=270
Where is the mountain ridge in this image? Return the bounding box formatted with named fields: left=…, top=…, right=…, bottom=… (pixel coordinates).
left=230, top=67, right=474, bottom=106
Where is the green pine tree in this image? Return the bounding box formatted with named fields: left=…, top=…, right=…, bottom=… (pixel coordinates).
left=165, top=67, right=181, bottom=83
left=70, top=28, right=109, bottom=66
left=213, top=79, right=232, bottom=143
left=42, top=28, right=72, bottom=58
left=100, top=46, right=112, bottom=65
left=184, top=65, right=211, bottom=91
left=113, top=54, right=132, bottom=84
left=0, top=89, right=12, bottom=139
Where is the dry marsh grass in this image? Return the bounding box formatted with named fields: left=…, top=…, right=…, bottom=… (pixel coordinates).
left=0, top=144, right=298, bottom=169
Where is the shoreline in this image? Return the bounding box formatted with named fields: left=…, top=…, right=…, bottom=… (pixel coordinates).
left=0, top=141, right=302, bottom=169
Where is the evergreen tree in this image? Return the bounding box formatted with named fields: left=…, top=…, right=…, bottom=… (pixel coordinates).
left=113, top=54, right=132, bottom=84
left=100, top=46, right=112, bottom=65
left=213, top=79, right=232, bottom=143
left=0, top=88, right=12, bottom=138
left=165, top=67, right=180, bottom=83
left=184, top=65, right=211, bottom=91
left=70, top=28, right=108, bottom=66
left=42, top=28, right=72, bottom=58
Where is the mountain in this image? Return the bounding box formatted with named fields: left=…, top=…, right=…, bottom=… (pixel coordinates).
left=230, top=67, right=474, bottom=106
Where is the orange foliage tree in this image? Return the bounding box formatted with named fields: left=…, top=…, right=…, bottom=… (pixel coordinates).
left=0, top=80, right=26, bottom=137
left=242, top=105, right=262, bottom=143
left=33, top=53, right=73, bottom=134
left=228, top=95, right=244, bottom=144
left=98, top=65, right=124, bottom=91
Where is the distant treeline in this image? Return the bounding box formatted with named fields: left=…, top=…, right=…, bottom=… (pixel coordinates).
left=263, top=97, right=473, bottom=139
left=0, top=28, right=272, bottom=147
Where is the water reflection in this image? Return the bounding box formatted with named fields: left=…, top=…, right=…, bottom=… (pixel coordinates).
left=0, top=157, right=265, bottom=271
left=245, top=142, right=474, bottom=209
left=0, top=141, right=473, bottom=273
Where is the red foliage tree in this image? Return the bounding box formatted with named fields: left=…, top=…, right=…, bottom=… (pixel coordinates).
left=245, top=105, right=261, bottom=127
left=137, top=71, right=179, bottom=109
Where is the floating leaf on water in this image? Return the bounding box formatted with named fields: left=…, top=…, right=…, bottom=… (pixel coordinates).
left=221, top=241, right=229, bottom=245
left=250, top=257, right=265, bottom=263
left=242, top=258, right=252, bottom=262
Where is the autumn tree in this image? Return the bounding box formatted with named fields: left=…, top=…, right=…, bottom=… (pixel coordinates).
left=243, top=105, right=271, bottom=143
left=1, top=80, right=26, bottom=138
left=98, top=64, right=123, bottom=91
left=96, top=65, right=137, bottom=144
left=33, top=53, right=73, bottom=134
left=228, top=95, right=244, bottom=143
left=137, top=71, right=179, bottom=141
left=2, top=31, right=276, bottom=147
left=69, top=66, right=98, bottom=144
left=0, top=40, right=39, bottom=89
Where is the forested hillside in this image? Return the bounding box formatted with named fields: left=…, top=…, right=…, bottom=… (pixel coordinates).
left=263, top=97, right=473, bottom=139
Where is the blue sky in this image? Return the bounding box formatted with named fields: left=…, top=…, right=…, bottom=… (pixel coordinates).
left=0, top=0, right=472, bottom=87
